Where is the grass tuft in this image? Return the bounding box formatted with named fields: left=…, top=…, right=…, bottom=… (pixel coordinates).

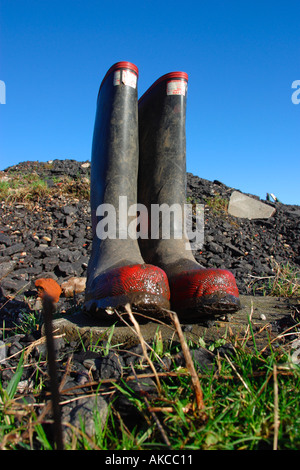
left=0, top=302, right=299, bottom=450
left=0, top=172, right=90, bottom=203
left=205, top=195, right=228, bottom=215
left=248, top=261, right=300, bottom=298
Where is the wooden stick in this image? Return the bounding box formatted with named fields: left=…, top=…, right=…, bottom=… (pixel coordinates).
left=42, top=295, right=64, bottom=450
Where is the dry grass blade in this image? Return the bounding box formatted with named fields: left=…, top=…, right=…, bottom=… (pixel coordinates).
left=273, top=365, right=279, bottom=450
left=114, top=308, right=168, bottom=370
left=241, top=300, right=254, bottom=346
left=59, top=354, right=73, bottom=393
left=168, top=310, right=205, bottom=413
left=247, top=260, right=300, bottom=297
left=22, top=331, right=65, bottom=363
left=0, top=282, right=31, bottom=307
left=225, top=354, right=252, bottom=394
left=125, top=304, right=162, bottom=393
left=56, top=371, right=191, bottom=399
left=270, top=261, right=300, bottom=297
left=148, top=403, right=192, bottom=414
left=260, top=321, right=300, bottom=354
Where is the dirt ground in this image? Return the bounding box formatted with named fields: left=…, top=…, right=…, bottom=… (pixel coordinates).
left=51, top=295, right=299, bottom=354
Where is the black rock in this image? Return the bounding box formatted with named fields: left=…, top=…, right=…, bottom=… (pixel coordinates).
left=97, top=351, right=125, bottom=379
left=2, top=243, right=25, bottom=256
left=0, top=233, right=12, bottom=246
left=173, top=347, right=215, bottom=372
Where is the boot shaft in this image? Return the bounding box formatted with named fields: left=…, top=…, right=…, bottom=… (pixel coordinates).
left=91, top=62, right=139, bottom=236
left=85, top=63, right=172, bottom=316
left=138, top=72, right=188, bottom=209
left=138, top=72, right=193, bottom=264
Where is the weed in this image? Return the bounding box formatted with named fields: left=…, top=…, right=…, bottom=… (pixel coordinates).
left=0, top=172, right=90, bottom=204
left=0, top=305, right=299, bottom=450
left=270, top=261, right=300, bottom=297
left=0, top=173, right=50, bottom=202
left=0, top=180, right=10, bottom=199
left=248, top=261, right=300, bottom=298
left=14, top=309, right=41, bottom=336
left=205, top=195, right=228, bottom=215
left=61, top=178, right=90, bottom=200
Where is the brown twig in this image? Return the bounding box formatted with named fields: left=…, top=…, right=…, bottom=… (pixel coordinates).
left=168, top=309, right=205, bottom=413
left=260, top=321, right=300, bottom=354
left=58, top=353, right=73, bottom=393
left=124, top=304, right=162, bottom=393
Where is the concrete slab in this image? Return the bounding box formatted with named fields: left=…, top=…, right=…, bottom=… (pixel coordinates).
left=49, top=295, right=297, bottom=351
left=228, top=191, right=276, bottom=219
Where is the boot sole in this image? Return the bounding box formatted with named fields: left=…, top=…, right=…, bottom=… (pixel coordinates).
left=83, top=292, right=171, bottom=322
left=173, top=292, right=241, bottom=321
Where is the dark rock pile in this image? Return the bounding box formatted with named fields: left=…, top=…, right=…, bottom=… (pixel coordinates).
left=0, top=159, right=299, bottom=447
left=187, top=174, right=300, bottom=294
left=0, top=313, right=217, bottom=447
left=0, top=159, right=299, bottom=314
left=0, top=160, right=92, bottom=325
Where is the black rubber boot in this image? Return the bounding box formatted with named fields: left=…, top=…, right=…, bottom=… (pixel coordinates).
left=138, top=71, right=240, bottom=320
left=84, top=62, right=170, bottom=320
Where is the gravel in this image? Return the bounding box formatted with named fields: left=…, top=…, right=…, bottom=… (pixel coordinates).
left=0, top=158, right=299, bottom=446
left=1, top=159, right=299, bottom=306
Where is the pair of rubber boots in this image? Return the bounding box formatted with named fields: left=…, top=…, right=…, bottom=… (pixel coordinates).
left=84, top=61, right=240, bottom=322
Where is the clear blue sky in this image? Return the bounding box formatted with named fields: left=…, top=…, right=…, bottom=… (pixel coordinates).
left=1, top=0, right=299, bottom=204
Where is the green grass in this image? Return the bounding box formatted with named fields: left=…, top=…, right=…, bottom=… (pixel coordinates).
left=270, top=262, right=300, bottom=298
left=113, top=341, right=300, bottom=451
left=249, top=261, right=300, bottom=298
left=0, top=171, right=90, bottom=203
left=205, top=195, right=229, bottom=215
left=0, top=173, right=51, bottom=202
left=0, top=308, right=299, bottom=450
